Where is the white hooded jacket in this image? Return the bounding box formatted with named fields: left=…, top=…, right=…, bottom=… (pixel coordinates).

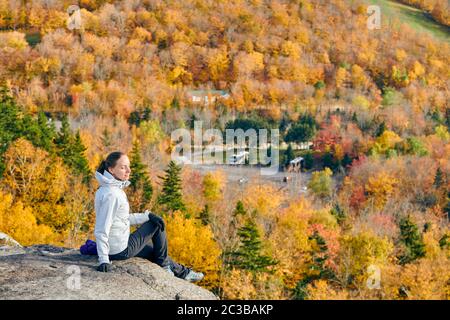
left=94, top=170, right=149, bottom=265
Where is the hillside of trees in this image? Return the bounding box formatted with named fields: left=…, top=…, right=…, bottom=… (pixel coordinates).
left=0, top=0, right=449, bottom=299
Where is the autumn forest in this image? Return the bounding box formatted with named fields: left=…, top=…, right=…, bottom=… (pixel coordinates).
left=0, top=0, right=449, bottom=299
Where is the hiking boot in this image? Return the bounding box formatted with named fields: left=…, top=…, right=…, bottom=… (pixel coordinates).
left=162, top=264, right=174, bottom=276
left=184, top=270, right=204, bottom=282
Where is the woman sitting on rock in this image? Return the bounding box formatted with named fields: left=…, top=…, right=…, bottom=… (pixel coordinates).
left=94, top=151, right=204, bottom=282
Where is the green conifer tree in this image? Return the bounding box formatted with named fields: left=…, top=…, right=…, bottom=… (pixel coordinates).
left=398, top=217, right=426, bottom=265
left=129, top=140, right=153, bottom=212
left=157, top=160, right=186, bottom=213
left=233, top=200, right=247, bottom=217
left=36, top=112, right=57, bottom=151
left=0, top=86, right=21, bottom=176
left=375, top=121, right=386, bottom=137
left=198, top=204, right=211, bottom=226
left=434, top=167, right=444, bottom=188
left=294, top=231, right=334, bottom=300
left=285, top=143, right=295, bottom=167
left=228, top=219, right=278, bottom=273
left=55, top=115, right=90, bottom=183
left=100, top=127, right=112, bottom=150
left=72, top=131, right=91, bottom=182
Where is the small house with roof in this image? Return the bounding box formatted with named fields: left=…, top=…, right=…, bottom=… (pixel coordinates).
left=187, top=89, right=230, bottom=105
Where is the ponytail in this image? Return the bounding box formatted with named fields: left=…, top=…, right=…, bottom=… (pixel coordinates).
left=97, top=151, right=125, bottom=174
left=97, top=160, right=108, bottom=174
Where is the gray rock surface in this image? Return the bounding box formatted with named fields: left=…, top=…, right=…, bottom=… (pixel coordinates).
left=0, top=232, right=22, bottom=247
left=0, top=243, right=218, bottom=300
left=0, top=232, right=25, bottom=256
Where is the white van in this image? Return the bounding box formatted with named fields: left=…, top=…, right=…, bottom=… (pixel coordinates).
left=229, top=151, right=249, bottom=165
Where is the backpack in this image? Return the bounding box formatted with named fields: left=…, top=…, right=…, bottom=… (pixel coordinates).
left=80, top=239, right=98, bottom=255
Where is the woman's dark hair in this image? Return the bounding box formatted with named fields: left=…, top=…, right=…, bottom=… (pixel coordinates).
left=97, top=151, right=125, bottom=174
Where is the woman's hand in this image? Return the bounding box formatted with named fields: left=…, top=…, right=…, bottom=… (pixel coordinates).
left=97, top=263, right=112, bottom=272
left=145, top=210, right=165, bottom=231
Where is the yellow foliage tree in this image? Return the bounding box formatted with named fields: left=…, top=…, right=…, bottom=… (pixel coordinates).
left=395, top=49, right=407, bottom=62
left=202, top=171, right=225, bottom=203
left=306, top=280, right=349, bottom=300
left=242, top=183, right=285, bottom=218
left=372, top=130, right=402, bottom=155
left=2, top=138, right=90, bottom=242
left=267, top=199, right=313, bottom=289
left=0, top=191, right=55, bottom=246
left=131, top=27, right=152, bottom=42
left=220, top=268, right=257, bottom=299
left=335, top=67, right=349, bottom=89
left=435, top=125, right=450, bottom=141
left=382, top=257, right=450, bottom=300
left=207, top=48, right=229, bottom=82
left=308, top=167, right=333, bottom=200
left=351, top=64, right=368, bottom=89
left=338, top=231, right=394, bottom=287
left=280, top=41, right=301, bottom=60
left=233, top=51, right=264, bottom=78
left=409, top=61, right=425, bottom=81
left=134, top=120, right=165, bottom=146
left=165, top=212, right=222, bottom=289
left=0, top=31, right=28, bottom=50
left=365, top=171, right=398, bottom=209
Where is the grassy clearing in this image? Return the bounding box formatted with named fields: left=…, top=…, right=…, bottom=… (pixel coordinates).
left=366, top=0, right=450, bottom=42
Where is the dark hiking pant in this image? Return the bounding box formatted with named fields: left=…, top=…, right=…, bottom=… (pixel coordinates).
left=109, top=220, right=191, bottom=279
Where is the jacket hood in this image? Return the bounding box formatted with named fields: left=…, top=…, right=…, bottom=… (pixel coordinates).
left=95, top=170, right=131, bottom=189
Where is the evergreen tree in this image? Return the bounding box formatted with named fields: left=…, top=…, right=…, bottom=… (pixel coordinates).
left=100, top=127, right=112, bottom=151
left=36, top=112, right=57, bottom=151
left=56, top=114, right=71, bottom=147
left=375, top=121, right=386, bottom=137
left=231, top=200, right=248, bottom=229
left=0, top=87, right=89, bottom=181
left=129, top=140, right=153, bottom=212
left=157, top=160, right=186, bottom=213
left=342, top=153, right=352, bottom=169
left=294, top=231, right=334, bottom=300
left=303, top=151, right=314, bottom=170
left=228, top=219, right=278, bottom=273
left=21, top=112, right=57, bottom=153
left=128, top=111, right=141, bottom=126
left=439, top=234, right=449, bottom=250
left=307, top=231, right=333, bottom=278
left=285, top=116, right=316, bottom=143
left=434, top=167, right=444, bottom=188
left=198, top=204, right=211, bottom=226
left=55, top=115, right=90, bottom=183
left=0, top=86, right=21, bottom=153
left=398, top=217, right=426, bottom=265
left=330, top=203, right=346, bottom=225
left=445, top=108, right=450, bottom=130
left=72, top=131, right=91, bottom=183
left=285, top=143, right=295, bottom=167
left=0, top=86, right=22, bottom=176
left=322, top=152, right=337, bottom=171
left=233, top=200, right=247, bottom=217
left=143, top=107, right=152, bottom=121
left=444, top=191, right=450, bottom=221
left=278, top=113, right=289, bottom=135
